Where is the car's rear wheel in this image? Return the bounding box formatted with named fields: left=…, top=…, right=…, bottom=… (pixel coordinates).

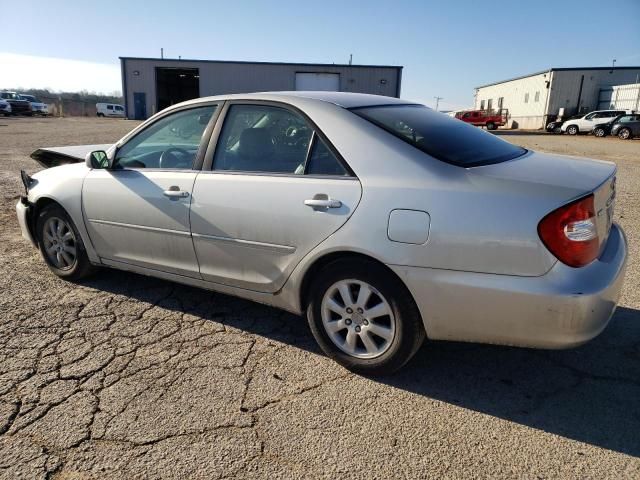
left=567, top=125, right=579, bottom=135
left=36, top=204, right=95, bottom=280
left=306, top=259, right=425, bottom=375
left=594, top=127, right=606, bottom=137
left=618, top=128, right=631, bottom=140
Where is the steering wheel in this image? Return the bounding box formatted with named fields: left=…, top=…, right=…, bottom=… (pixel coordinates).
left=159, top=147, right=191, bottom=169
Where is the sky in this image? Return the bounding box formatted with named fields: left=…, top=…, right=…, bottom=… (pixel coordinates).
left=2, top=0, right=639, bottom=109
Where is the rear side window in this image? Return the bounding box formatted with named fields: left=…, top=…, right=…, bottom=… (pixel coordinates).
left=352, top=104, right=526, bottom=167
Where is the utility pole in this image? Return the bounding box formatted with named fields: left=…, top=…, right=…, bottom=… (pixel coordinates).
left=349, top=54, right=353, bottom=65
left=161, top=48, right=164, bottom=59
left=610, top=58, right=616, bottom=73
left=434, top=96, right=443, bottom=112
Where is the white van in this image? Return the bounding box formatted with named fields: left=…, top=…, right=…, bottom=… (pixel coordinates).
left=96, top=103, right=125, bottom=118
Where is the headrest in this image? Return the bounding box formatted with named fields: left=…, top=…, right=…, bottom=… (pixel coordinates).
left=238, top=128, right=274, bottom=159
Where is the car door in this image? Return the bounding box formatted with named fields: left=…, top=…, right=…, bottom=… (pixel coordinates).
left=190, top=101, right=362, bottom=293
left=632, top=115, right=640, bottom=135
left=82, top=103, right=219, bottom=277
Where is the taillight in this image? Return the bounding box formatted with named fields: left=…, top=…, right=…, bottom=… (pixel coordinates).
left=538, top=194, right=599, bottom=268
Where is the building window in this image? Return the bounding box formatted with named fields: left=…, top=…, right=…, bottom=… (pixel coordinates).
left=487, top=99, right=493, bottom=110
left=498, top=97, right=504, bottom=109
left=534, top=91, right=540, bottom=102
left=524, top=93, right=529, bottom=103
left=480, top=100, right=485, bottom=110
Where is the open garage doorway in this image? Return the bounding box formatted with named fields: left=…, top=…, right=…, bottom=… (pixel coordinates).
left=156, top=67, right=200, bottom=112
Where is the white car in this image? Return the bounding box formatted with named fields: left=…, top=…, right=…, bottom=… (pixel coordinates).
left=0, top=98, right=11, bottom=116
left=20, top=94, right=49, bottom=116
left=16, top=92, right=627, bottom=374
left=96, top=103, right=125, bottom=118
left=561, top=109, right=629, bottom=135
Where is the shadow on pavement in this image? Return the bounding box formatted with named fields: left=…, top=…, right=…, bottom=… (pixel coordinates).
left=83, top=269, right=640, bottom=457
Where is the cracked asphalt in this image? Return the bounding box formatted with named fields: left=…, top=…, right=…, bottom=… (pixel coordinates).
left=1, top=117, right=639, bottom=479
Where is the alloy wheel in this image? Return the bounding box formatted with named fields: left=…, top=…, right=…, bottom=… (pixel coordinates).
left=321, top=279, right=396, bottom=359
left=42, top=216, right=77, bottom=270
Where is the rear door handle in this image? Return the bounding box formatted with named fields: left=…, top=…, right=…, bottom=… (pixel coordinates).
left=163, top=186, right=190, bottom=199
left=304, top=198, right=342, bottom=209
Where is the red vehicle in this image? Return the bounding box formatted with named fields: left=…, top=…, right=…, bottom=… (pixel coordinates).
left=455, top=109, right=508, bottom=130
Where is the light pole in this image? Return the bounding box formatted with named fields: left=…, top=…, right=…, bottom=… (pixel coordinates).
left=434, top=96, right=443, bottom=112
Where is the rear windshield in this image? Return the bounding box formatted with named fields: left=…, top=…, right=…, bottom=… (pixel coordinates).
left=351, top=104, right=527, bottom=167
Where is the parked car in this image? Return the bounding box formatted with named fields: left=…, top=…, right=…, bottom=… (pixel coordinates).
left=96, top=103, right=125, bottom=118
left=546, top=114, right=581, bottom=133
left=0, top=98, right=11, bottom=116
left=17, top=92, right=627, bottom=374
left=561, top=109, right=628, bottom=135
left=610, top=113, right=640, bottom=140
left=0, top=91, right=32, bottom=115
left=592, top=114, right=624, bottom=138
left=19, top=94, right=49, bottom=116
left=455, top=109, right=508, bottom=130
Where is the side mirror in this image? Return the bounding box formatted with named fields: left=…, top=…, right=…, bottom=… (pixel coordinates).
left=85, top=150, right=110, bottom=169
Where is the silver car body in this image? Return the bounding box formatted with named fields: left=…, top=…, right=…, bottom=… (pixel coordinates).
left=16, top=92, right=627, bottom=349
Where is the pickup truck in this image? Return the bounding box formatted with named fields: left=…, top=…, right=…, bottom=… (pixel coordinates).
left=455, top=109, right=508, bottom=130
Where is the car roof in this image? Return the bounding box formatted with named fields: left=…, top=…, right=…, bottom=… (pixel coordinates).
left=174, top=91, right=414, bottom=110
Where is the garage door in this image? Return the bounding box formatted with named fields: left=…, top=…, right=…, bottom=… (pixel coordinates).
left=295, top=73, right=340, bottom=91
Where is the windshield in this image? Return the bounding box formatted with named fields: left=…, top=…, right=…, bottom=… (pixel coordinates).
left=351, top=104, right=526, bottom=167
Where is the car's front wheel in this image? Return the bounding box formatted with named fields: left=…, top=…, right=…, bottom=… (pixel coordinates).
left=306, top=259, right=425, bottom=375
left=618, top=128, right=632, bottom=140
left=486, top=122, right=496, bottom=130
left=566, top=125, right=579, bottom=135
left=594, top=127, right=606, bottom=137
left=36, top=204, right=95, bottom=280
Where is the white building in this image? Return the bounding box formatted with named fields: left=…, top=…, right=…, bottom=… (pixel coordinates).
left=474, top=66, right=640, bottom=129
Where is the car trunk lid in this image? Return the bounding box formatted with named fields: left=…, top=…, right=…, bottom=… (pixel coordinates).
left=470, top=150, right=617, bottom=255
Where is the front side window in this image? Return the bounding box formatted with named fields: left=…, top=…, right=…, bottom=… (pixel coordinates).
left=115, top=105, right=124, bottom=112
left=352, top=104, right=527, bottom=167
left=115, top=105, right=216, bottom=169
left=619, top=115, right=634, bottom=123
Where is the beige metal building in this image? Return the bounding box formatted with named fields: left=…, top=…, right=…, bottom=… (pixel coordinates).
left=474, top=67, right=640, bottom=129
left=120, top=57, right=403, bottom=120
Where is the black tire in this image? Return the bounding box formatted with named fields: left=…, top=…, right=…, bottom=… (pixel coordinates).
left=618, top=128, right=632, bottom=140
left=36, top=204, right=96, bottom=281
left=566, top=125, right=579, bottom=135
left=594, top=127, right=606, bottom=138
left=306, top=259, right=425, bottom=375
left=97, top=113, right=104, bottom=117
left=486, top=122, right=496, bottom=130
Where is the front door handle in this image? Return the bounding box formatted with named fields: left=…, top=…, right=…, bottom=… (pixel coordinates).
left=304, top=198, right=342, bottom=209
left=163, top=186, right=189, bottom=199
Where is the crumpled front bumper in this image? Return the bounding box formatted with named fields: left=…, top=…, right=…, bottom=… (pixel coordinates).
left=16, top=199, right=36, bottom=246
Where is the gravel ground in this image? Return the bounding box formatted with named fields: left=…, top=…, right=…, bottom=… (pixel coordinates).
left=1, top=117, right=639, bottom=479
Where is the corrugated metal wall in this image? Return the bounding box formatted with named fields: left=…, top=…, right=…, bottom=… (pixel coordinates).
left=122, top=58, right=401, bottom=119
left=474, top=72, right=550, bottom=129
left=598, top=83, right=640, bottom=111
left=547, top=69, right=640, bottom=117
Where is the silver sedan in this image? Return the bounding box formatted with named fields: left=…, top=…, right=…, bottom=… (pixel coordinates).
left=16, top=92, right=627, bottom=374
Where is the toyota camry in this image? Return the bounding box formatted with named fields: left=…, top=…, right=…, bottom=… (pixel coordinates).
left=16, top=92, right=627, bottom=374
